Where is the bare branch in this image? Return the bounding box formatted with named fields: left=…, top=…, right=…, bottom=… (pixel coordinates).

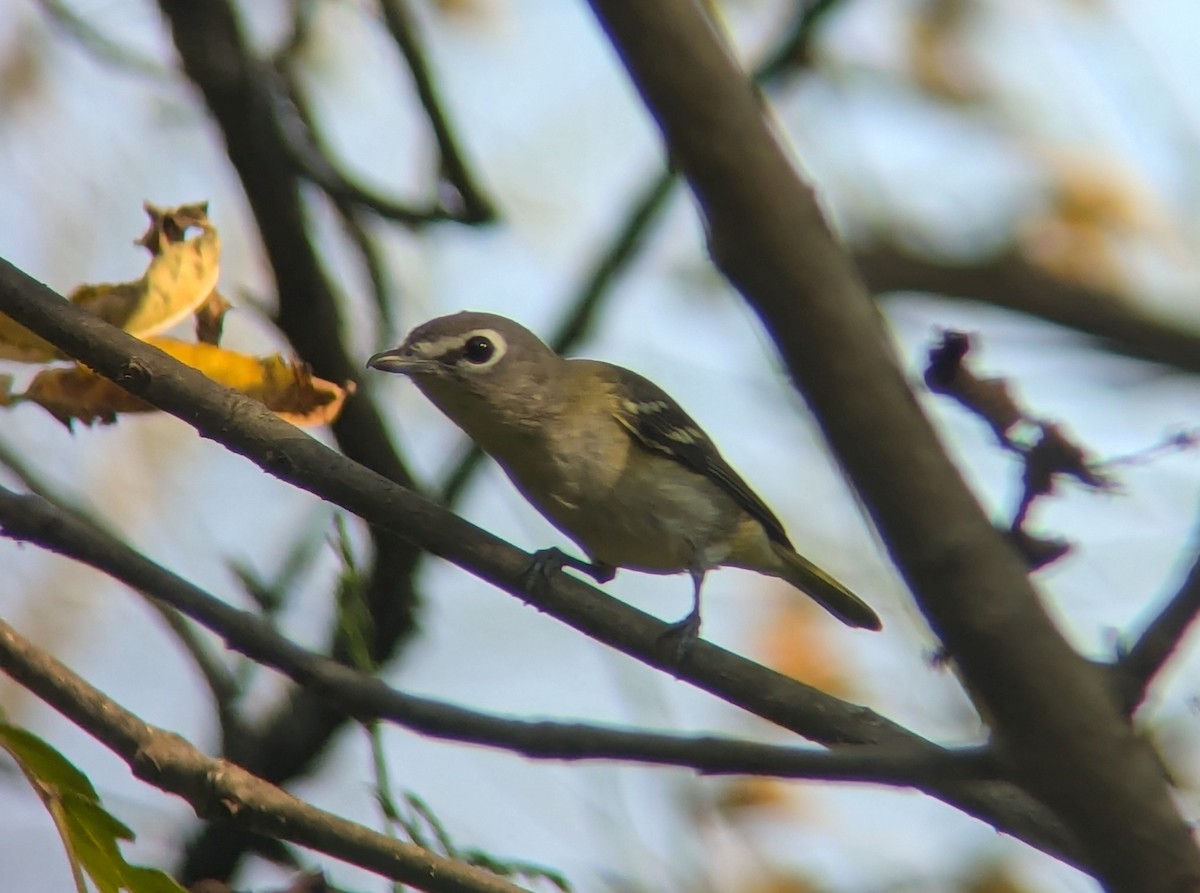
left=857, top=242, right=1200, bottom=378
left=36, top=0, right=168, bottom=78
left=0, top=618, right=532, bottom=893
left=582, top=1, right=1200, bottom=889
left=155, top=1, right=432, bottom=875
left=0, top=435, right=246, bottom=746
left=377, top=0, right=494, bottom=223
left=0, top=482, right=998, bottom=787
left=1117, top=549, right=1200, bottom=711
left=0, top=254, right=1083, bottom=867
left=270, top=76, right=474, bottom=227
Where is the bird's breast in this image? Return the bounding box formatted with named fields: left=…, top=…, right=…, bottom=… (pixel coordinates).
left=499, top=424, right=738, bottom=573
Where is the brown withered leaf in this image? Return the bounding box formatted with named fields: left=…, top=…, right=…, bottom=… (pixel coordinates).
left=4, top=337, right=349, bottom=429
left=925, top=330, right=1023, bottom=441
left=137, top=201, right=213, bottom=253
left=194, top=291, right=232, bottom=345
left=0, top=202, right=221, bottom=362
left=15, top=366, right=153, bottom=426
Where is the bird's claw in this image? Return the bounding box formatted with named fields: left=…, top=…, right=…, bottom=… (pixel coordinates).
left=519, top=548, right=568, bottom=592
left=657, top=612, right=702, bottom=660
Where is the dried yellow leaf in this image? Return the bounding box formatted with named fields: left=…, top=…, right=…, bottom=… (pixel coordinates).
left=4, top=337, right=349, bottom=429
left=0, top=202, right=221, bottom=362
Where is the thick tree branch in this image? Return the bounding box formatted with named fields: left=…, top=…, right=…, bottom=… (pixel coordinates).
left=0, top=256, right=1082, bottom=867
left=0, top=619, right=530, bottom=893
left=583, top=2, right=1200, bottom=890
left=0, top=483, right=997, bottom=787
left=857, top=243, right=1200, bottom=377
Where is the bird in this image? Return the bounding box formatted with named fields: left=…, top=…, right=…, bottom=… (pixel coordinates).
left=367, top=311, right=880, bottom=644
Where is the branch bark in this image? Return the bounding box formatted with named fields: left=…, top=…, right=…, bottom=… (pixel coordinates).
left=583, top=2, right=1200, bottom=890
left=0, top=483, right=997, bottom=788
left=155, top=0, right=434, bottom=876
left=0, top=255, right=1082, bottom=868
left=857, top=242, right=1200, bottom=376
left=0, top=619, right=530, bottom=893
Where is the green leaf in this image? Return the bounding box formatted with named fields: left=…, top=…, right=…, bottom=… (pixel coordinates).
left=0, top=722, right=100, bottom=800
left=0, top=721, right=187, bottom=893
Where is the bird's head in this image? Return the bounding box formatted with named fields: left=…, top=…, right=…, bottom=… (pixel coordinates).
left=367, top=311, right=563, bottom=432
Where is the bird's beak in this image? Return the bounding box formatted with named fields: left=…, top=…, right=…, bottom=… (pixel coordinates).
left=367, top=346, right=431, bottom=375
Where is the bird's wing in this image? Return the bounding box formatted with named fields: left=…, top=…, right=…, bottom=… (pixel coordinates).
left=603, top=364, right=793, bottom=548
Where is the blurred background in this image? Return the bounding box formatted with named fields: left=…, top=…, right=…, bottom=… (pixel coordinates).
left=2, top=0, right=1200, bottom=890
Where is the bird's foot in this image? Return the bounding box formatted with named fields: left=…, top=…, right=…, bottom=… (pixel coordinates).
left=657, top=611, right=702, bottom=660
left=520, top=548, right=568, bottom=592
left=520, top=549, right=614, bottom=591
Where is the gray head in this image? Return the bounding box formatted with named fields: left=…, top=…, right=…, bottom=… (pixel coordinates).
left=367, top=312, right=564, bottom=433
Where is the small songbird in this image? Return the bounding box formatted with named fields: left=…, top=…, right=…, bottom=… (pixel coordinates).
left=367, top=312, right=880, bottom=642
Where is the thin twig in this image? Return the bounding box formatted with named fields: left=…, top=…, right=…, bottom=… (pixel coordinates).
left=858, top=242, right=1200, bottom=378
left=35, top=0, right=167, bottom=78
left=0, top=435, right=244, bottom=743
left=0, top=618, right=531, bottom=893
left=276, top=69, right=399, bottom=329
left=1116, top=549, right=1200, bottom=711
left=269, top=67, right=467, bottom=227
left=377, top=0, right=494, bottom=223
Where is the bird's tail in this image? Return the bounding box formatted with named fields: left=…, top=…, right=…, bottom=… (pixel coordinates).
left=771, top=543, right=882, bottom=631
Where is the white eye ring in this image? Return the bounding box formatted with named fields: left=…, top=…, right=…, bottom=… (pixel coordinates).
left=458, top=329, right=506, bottom=370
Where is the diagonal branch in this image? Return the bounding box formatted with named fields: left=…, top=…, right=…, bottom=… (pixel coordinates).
left=0, top=483, right=998, bottom=787
left=856, top=242, right=1200, bottom=377
left=582, top=2, right=1200, bottom=890
left=0, top=254, right=1084, bottom=868
left=0, top=435, right=247, bottom=749
left=377, top=0, right=494, bottom=223
left=0, top=618, right=531, bottom=893
left=1116, top=547, right=1200, bottom=711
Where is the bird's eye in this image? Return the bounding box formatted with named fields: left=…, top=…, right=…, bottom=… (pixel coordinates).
left=462, top=335, right=495, bottom=365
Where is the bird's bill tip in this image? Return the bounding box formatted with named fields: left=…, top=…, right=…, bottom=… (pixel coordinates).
left=367, top=348, right=420, bottom=374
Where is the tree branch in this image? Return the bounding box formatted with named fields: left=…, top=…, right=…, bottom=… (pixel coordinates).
left=0, top=435, right=247, bottom=748
left=0, top=254, right=1084, bottom=867
left=0, top=618, right=531, bottom=893
left=1116, top=547, right=1200, bottom=711
left=377, top=0, right=494, bottom=223
left=583, top=2, right=1200, bottom=890
left=857, top=242, right=1200, bottom=377
left=0, top=483, right=997, bottom=787
left=155, top=0, right=434, bottom=876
